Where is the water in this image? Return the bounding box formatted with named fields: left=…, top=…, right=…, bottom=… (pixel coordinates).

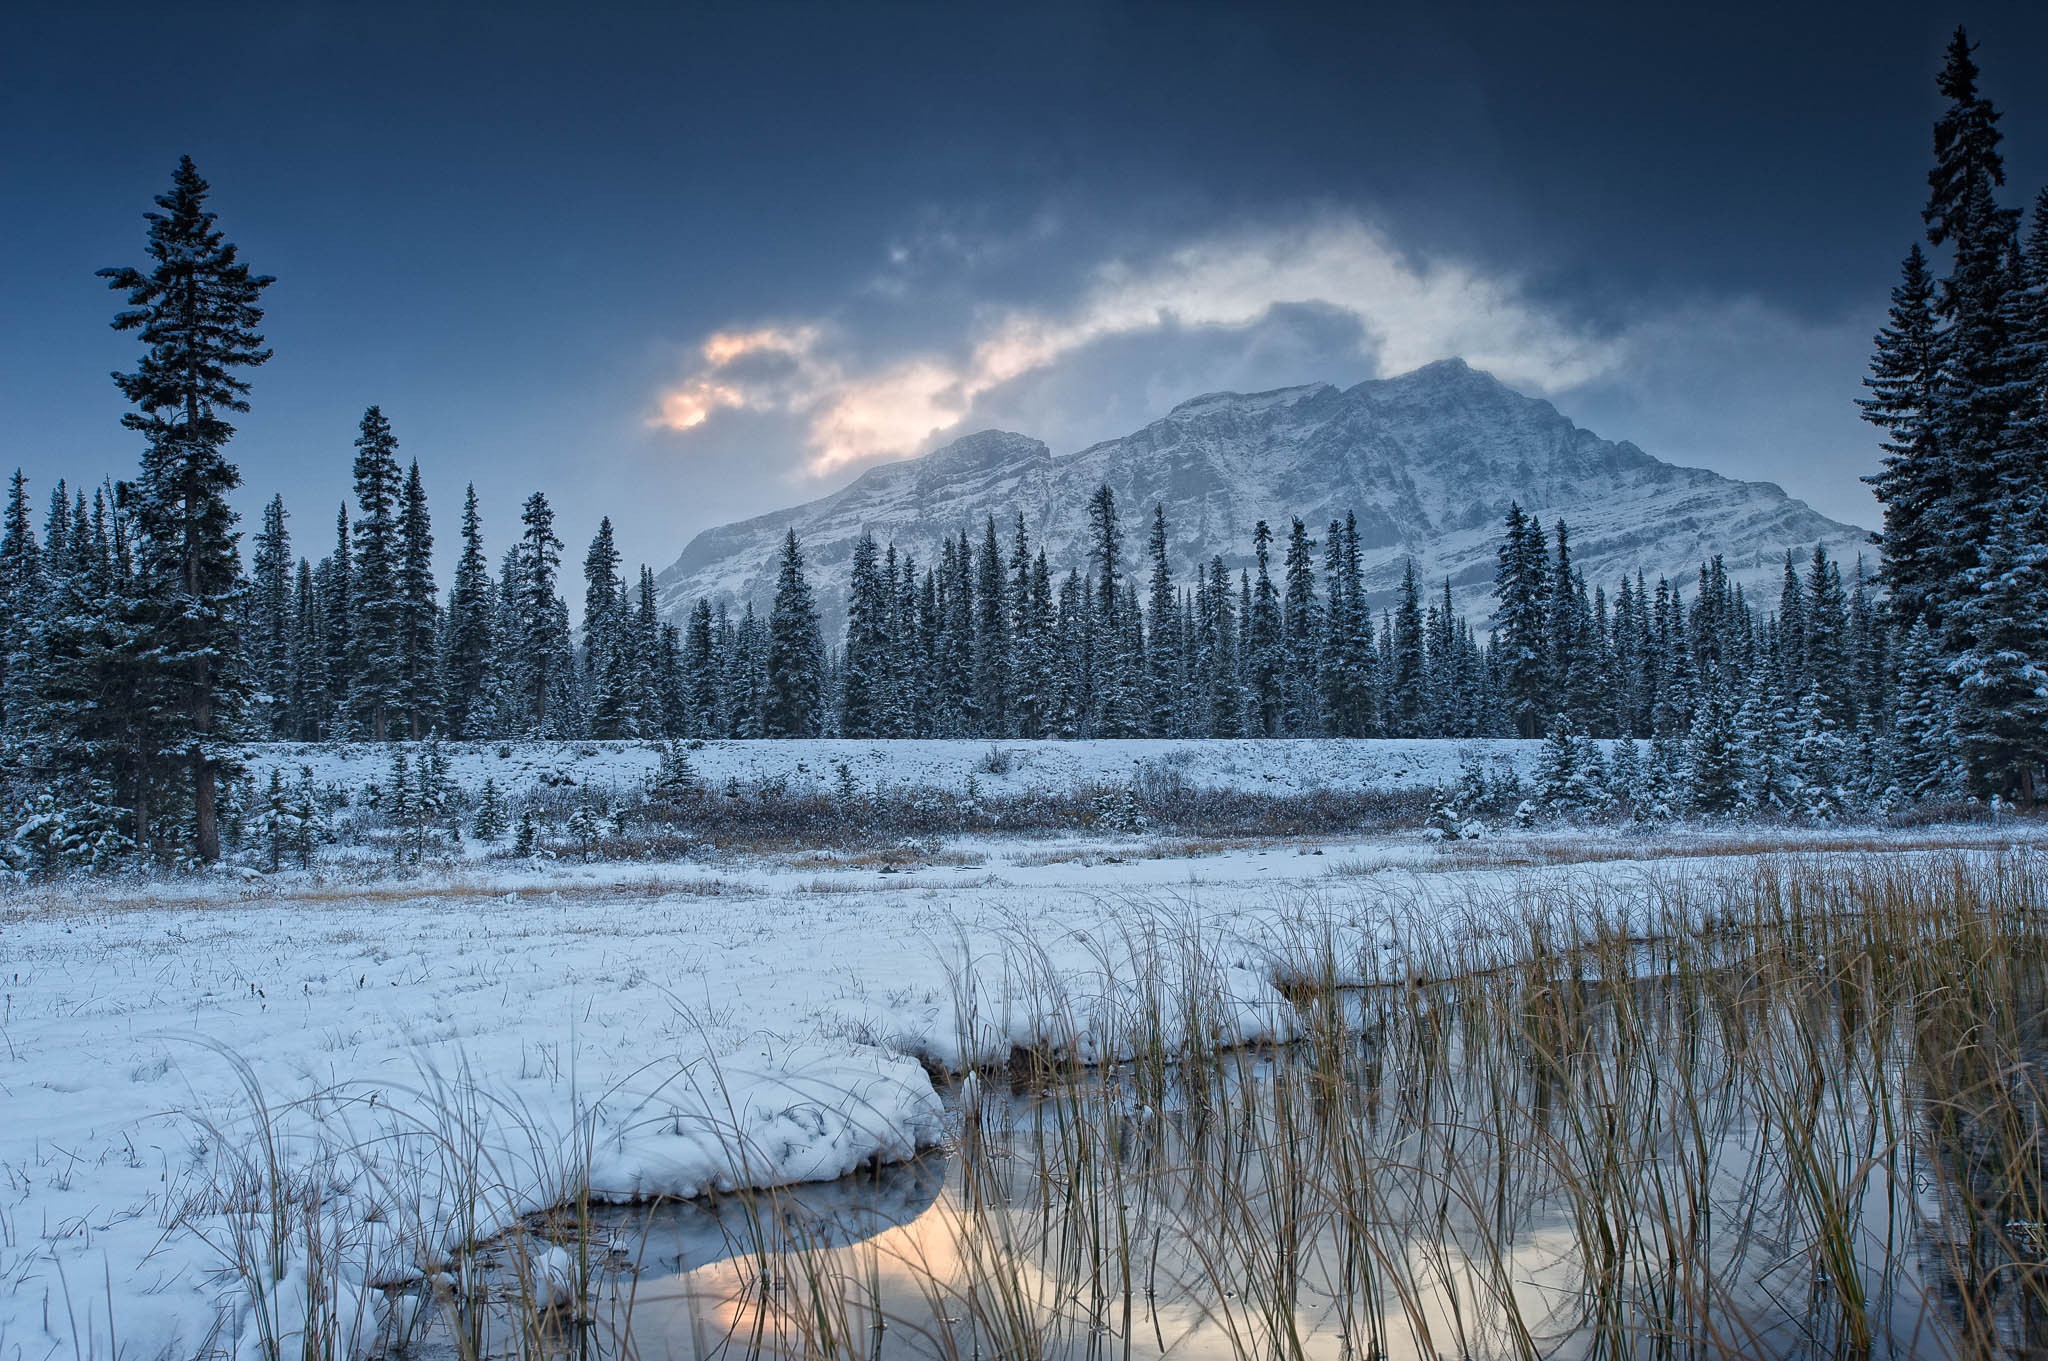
left=422, top=931, right=2048, bottom=1360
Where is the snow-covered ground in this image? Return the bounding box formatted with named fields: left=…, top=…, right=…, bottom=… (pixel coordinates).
left=240, top=736, right=1540, bottom=804
left=1, top=819, right=2038, bottom=1361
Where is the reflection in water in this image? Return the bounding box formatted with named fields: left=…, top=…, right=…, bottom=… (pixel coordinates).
left=426, top=863, right=2048, bottom=1360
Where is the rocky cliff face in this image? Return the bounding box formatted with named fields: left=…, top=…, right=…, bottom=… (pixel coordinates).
left=655, top=359, right=1872, bottom=634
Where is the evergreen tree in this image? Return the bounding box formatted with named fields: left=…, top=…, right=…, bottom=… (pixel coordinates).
left=1802, top=545, right=1851, bottom=724
left=684, top=598, right=718, bottom=737
left=1204, top=556, right=1241, bottom=737
left=346, top=406, right=405, bottom=740
left=248, top=494, right=292, bottom=737
left=765, top=528, right=825, bottom=737
left=839, top=531, right=887, bottom=737
left=1892, top=616, right=1959, bottom=798
left=581, top=516, right=623, bottom=683
left=973, top=516, right=1009, bottom=735
left=1144, top=505, right=1179, bottom=737
left=1281, top=518, right=1320, bottom=735
left=516, top=493, right=573, bottom=734
left=442, top=485, right=495, bottom=738
left=320, top=505, right=352, bottom=733
left=1946, top=497, right=2048, bottom=801
left=1247, top=520, right=1282, bottom=735
left=99, top=156, right=273, bottom=859
left=1860, top=244, right=1945, bottom=622
left=1388, top=561, right=1427, bottom=737
left=1925, top=28, right=2024, bottom=615
left=1685, top=682, right=1743, bottom=816
left=0, top=471, right=45, bottom=735
left=1492, top=502, right=1549, bottom=737
left=285, top=558, right=321, bottom=741
left=396, top=461, right=437, bottom=737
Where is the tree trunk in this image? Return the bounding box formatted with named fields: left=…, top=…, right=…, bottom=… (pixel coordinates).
left=194, top=750, right=219, bottom=862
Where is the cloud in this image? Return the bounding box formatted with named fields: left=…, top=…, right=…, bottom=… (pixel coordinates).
left=652, top=216, right=1628, bottom=476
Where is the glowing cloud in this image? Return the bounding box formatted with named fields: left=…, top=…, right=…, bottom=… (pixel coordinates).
left=652, top=217, right=1625, bottom=476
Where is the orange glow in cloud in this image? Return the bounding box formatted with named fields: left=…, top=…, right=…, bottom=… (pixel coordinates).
left=650, top=217, right=1624, bottom=477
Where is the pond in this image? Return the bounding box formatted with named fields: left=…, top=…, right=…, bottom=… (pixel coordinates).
left=422, top=870, right=2048, bottom=1360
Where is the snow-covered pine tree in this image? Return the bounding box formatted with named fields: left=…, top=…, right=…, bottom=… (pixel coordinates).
left=1860, top=243, right=1945, bottom=623
left=396, top=462, right=438, bottom=737
left=1006, top=521, right=1044, bottom=739
left=26, top=489, right=148, bottom=861
left=1245, top=520, right=1282, bottom=735
left=581, top=516, right=623, bottom=687
left=1945, top=496, right=2048, bottom=801
left=0, top=471, right=45, bottom=736
left=1492, top=502, right=1549, bottom=737
left=630, top=567, right=667, bottom=734
left=259, top=767, right=291, bottom=872
left=1388, top=561, right=1427, bottom=738
left=442, top=484, right=495, bottom=739
left=765, top=528, right=825, bottom=737
left=1281, top=518, right=1321, bottom=735
left=99, top=157, right=273, bottom=860
left=1685, top=682, right=1743, bottom=817
left=1890, top=616, right=1957, bottom=798
left=1802, top=545, right=1852, bottom=726
left=1792, top=683, right=1853, bottom=822
left=974, top=515, right=1009, bottom=736
left=684, top=598, right=718, bottom=738
left=473, top=774, right=505, bottom=841
left=1144, top=505, right=1179, bottom=737
left=1204, top=556, right=1241, bottom=737
left=517, top=492, right=570, bottom=734
left=1923, top=27, right=2024, bottom=629
left=941, top=532, right=977, bottom=735
left=1536, top=719, right=1578, bottom=814
left=286, top=558, right=322, bottom=740
left=319, top=505, right=352, bottom=734
left=346, top=407, right=405, bottom=740
left=248, top=494, right=292, bottom=738
left=584, top=519, right=638, bottom=738
left=1732, top=671, right=1797, bottom=815
left=1608, top=735, right=1646, bottom=813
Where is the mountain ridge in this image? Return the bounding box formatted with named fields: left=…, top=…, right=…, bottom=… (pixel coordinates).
left=654, top=359, right=1872, bottom=636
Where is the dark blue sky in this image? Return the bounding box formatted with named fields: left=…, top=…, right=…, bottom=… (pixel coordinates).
left=5, top=1, right=2045, bottom=586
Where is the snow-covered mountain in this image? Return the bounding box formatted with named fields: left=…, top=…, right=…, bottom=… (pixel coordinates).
left=654, top=359, right=1872, bottom=635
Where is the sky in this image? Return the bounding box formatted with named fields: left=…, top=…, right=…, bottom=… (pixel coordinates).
left=5, top=1, right=2047, bottom=595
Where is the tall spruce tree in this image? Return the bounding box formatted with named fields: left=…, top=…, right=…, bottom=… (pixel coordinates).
left=1493, top=503, right=1549, bottom=736
left=248, top=494, right=292, bottom=738
left=1389, top=560, right=1427, bottom=737
left=765, top=528, right=825, bottom=737
left=1860, top=244, right=1944, bottom=621
left=396, top=462, right=437, bottom=737
left=517, top=492, right=569, bottom=733
left=1144, top=505, right=1179, bottom=737
left=974, top=515, right=1009, bottom=735
left=839, top=530, right=888, bottom=737
left=442, top=485, right=494, bottom=738
left=1924, top=28, right=2023, bottom=628
left=346, top=407, right=405, bottom=740
left=0, top=471, right=46, bottom=736
left=99, top=156, right=273, bottom=859
left=1281, top=518, right=1320, bottom=735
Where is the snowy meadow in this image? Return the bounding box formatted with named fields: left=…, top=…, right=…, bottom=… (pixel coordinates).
left=1, top=743, right=2042, bottom=1360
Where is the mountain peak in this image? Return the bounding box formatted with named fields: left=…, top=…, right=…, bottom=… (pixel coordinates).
left=1166, top=383, right=1335, bottom=420
left=919, top=428, right=1050, bottom=472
